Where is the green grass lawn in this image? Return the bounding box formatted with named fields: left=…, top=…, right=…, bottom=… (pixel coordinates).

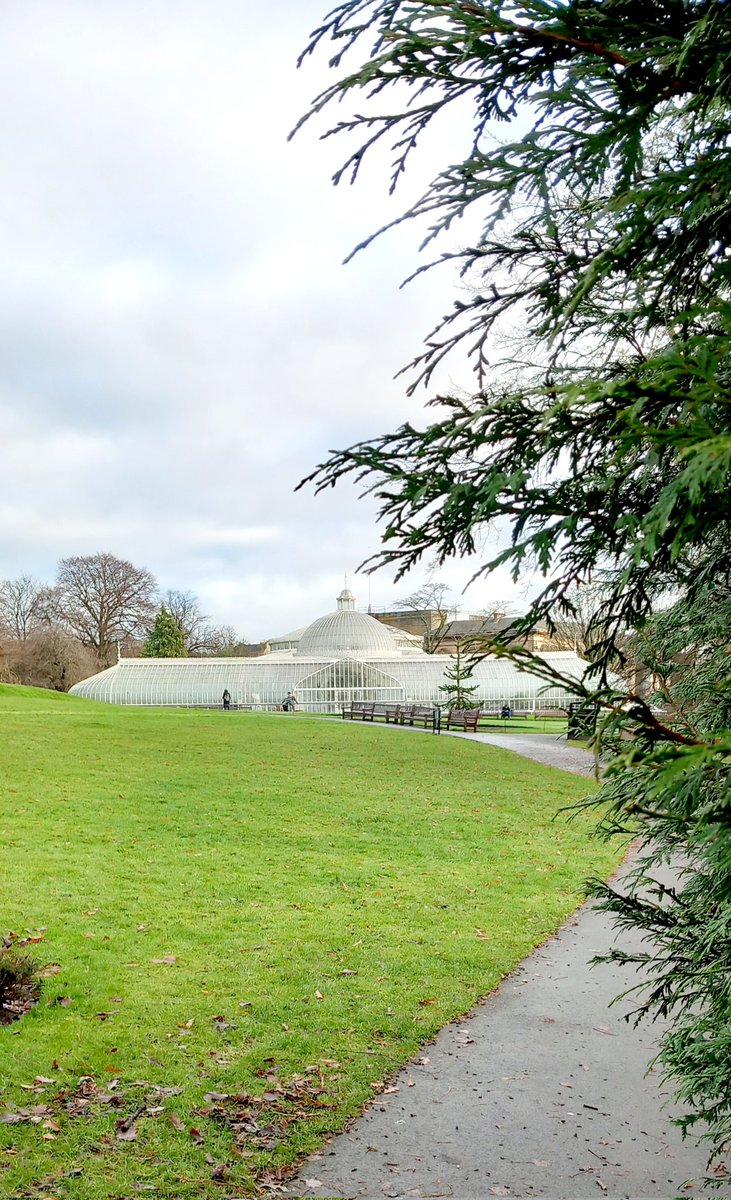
left=476, top=716, right=568, bottom=734
left=0, top=686, right=618, bottom=1199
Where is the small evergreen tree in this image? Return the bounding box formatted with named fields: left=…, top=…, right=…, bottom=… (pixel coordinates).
left=142, top=605, right=186, bottom=658
left=439, top=642, right=479, bottom=708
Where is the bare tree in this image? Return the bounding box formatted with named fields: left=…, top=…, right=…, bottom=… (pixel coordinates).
left=549, top=582, right=612, bottom=656
left=199, top=623, right=245, bottom=657
left=0, top=575, right=45, bottom=641
left=56, top=553, right=157, bottom=668
left=28, top=628, right=96, bottom=691
left=162, top=589, right=211, bottom=654
left=1, top=625, right=96, bottom=690
left=395, top=580, right=453, bottom=653
left=0, top=649, right=18, bottom=683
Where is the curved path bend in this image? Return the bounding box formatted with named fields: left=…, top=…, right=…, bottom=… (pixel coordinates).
left=286, top=732, right=720, bottom=1199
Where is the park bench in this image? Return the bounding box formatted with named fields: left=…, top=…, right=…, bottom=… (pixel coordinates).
left=444, top=708, right=482, bottom=732
left=400, top=704, right=437, bottom=728
left=372, top=702, right=403, bottom=723
left=341, top=700, right=376, bottom=721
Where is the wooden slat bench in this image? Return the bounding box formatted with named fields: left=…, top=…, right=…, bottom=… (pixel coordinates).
left=444, top=708, right=482, bottom=732
left=400, top=704, right=436, bottom=728
left=341, top=701, right=376, bottom=721
left=372, top=702, right=403, bottom=723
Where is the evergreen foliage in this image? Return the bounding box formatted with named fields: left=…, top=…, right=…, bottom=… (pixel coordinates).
left=142, top=605, right=186, bottom=659
left=439, top=642, right=480, bottom=707
left=297, top=0, right=731, bottom=1164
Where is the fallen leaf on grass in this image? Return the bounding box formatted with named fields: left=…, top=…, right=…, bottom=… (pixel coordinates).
left=418, top=998, right=438, bottom=1007
left=38, top=964, right=62, bottom=979
left=189, top=1126, right=204, bottom=1144
left=115, top=1122, right=138, bottom=1142
left=146, top=1084, right=183, bottom=1098
left=168, top=1112, right=186, bottom=1132
left=314, top=990, right=324, bottom=1000
left=20, top=1080, right=55, bottom=1095
left=150, top=955, right=177, bottom=965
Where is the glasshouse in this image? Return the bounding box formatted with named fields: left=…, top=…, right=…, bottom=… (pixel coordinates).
left=70, top=588, right=590, bottom=712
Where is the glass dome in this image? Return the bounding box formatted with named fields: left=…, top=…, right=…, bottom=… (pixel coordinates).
left=297, top=609, right=396, bottom=657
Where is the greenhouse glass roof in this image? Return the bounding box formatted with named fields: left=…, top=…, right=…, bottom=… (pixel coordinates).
left=298, top=609, right=395, bottom=657
left=70, top=650, right=590, bottom=712
left=69, top=589, right=592, bottom=711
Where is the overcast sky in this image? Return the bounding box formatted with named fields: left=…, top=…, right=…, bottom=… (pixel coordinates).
left=0, top=0, right=533, bottom=641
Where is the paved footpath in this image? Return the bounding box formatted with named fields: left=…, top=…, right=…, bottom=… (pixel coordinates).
left=445, top=729, right=599, bottom=777
left=287, top=734, right=722, bottom=1199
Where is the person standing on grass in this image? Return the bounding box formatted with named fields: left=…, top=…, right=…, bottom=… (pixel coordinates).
left=222, top=689, right=231, bottom=711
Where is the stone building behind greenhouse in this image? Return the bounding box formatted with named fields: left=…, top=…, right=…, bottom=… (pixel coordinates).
left=70, top=588, right=589, bottom=713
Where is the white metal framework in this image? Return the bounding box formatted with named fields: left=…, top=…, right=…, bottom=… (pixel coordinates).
left=70, top=590, right=589, bottom=712
left=70, top=651, right=586, bottom=712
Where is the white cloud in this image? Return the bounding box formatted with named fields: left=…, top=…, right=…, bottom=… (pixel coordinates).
left=0, top=0, right=531, bottom=641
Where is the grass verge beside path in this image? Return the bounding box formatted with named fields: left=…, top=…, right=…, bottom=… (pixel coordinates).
left=476, top=717, right=567, bottom=734
left=0, top=687, right=620, bottom=1199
